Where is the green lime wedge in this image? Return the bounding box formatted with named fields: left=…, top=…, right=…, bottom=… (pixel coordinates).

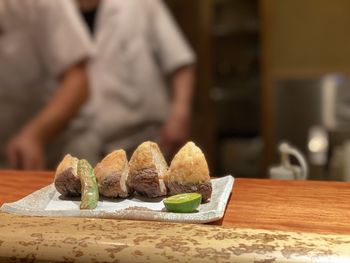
left=164, top=193, right=202, bottom=213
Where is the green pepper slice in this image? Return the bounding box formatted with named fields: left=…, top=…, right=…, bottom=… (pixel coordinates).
left=78, top=159, right=99, bottom=210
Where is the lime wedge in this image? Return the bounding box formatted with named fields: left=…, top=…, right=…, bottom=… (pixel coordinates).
left=164, top=193, right=202, bottom=213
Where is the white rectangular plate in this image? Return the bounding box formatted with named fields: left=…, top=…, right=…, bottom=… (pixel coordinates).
left=1, top=176, right=234, bottom=224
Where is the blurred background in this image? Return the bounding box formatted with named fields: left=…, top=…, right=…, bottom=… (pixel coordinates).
left=4, top=0, right=350, bottom=182
left=166, top=0, right=350, bottom=180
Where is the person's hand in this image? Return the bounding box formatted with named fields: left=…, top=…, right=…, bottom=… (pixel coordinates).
left=159, top=111, right=191, bottom=159
left=5, top=127, right=45, bottom=170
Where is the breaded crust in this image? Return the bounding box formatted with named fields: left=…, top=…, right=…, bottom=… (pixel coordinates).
left=165, top=142, right=210, bottom=184
left=129, top=141, right=158, bottom=172
left=94, top=150, right=127, bottom=181
left=55, top=154, right=78, bottom=178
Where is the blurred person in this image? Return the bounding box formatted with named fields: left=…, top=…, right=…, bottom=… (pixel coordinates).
left=0, top=0, right=92, bottom=170
left=76, top=0, right=195, bottom=159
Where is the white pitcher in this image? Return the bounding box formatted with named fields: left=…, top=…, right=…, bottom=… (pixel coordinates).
left=269, top=142, right=308, bottom=180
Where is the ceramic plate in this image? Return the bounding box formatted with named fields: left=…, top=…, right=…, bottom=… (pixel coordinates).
left=1, top=176, right=234, bottom=224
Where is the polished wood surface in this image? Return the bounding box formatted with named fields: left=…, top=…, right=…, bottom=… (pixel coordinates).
left=0, top=170, right=53, bottom=206
left=221, top=178, right=350, bottom=235
left=1, top=171, right=350, bottom=235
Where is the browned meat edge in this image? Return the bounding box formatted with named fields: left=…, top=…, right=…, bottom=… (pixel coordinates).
left=98, top=173, right=129, bottom=198
left=166, top=181, right=212, bottom=202
left=54, top=168, right=81, bottom=197
left=129, top=168, right=166, bottom=198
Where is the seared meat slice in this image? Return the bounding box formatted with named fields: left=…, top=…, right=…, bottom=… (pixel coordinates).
left=128, top=141, right=167, bottom=198
left=54, top=154, right=81, bottom=197
left=94, top=150, right=130, bottom=198
left=165, top=142, right=212, bottom=202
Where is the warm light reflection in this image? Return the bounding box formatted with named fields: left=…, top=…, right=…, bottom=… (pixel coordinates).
left=308, top=136, right=328, bottom=153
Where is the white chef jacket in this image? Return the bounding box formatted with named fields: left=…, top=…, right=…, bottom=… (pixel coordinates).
left=0, top=0, right=92, bottom=166
left=88, top=0, right=196, bottom=153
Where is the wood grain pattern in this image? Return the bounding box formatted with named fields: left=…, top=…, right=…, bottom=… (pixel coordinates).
left=1, top=213, right=349, bottom=263
left=1, top=171, right=350, bottom=235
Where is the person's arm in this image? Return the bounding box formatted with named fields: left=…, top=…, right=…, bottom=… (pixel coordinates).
left=5, top=62, right=89, bottom=170
left=160, top=65, right=195, bottom=158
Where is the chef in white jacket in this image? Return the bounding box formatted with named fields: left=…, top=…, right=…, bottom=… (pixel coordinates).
left=0, top=0, right=92, bottom=170
left=77, top=0, right=196, bottom=159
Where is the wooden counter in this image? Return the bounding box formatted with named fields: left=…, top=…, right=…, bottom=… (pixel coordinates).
left=1, top=170, right=350, bottom=262
left=2, top=170, right=350, bottom=234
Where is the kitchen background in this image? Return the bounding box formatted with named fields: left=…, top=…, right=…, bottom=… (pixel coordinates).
left=165, top=0, right=350, bottom=181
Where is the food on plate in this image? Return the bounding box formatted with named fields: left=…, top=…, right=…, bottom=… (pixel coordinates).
left=53, top=141, right=213, bottom=213
left=54, top=154, right=81, bottom=197
left=128, top=141, right=168, bottom=198
left=163, top=193, right=202, bottom=213
left=78, top=159, right=99, bottom=210
left=94, top=150, right=130, bottom=198
left=165, top=142, right=212, bottom=202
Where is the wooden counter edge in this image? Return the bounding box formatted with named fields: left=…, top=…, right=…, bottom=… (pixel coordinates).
left=0, top=212, right=349, bottom=263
